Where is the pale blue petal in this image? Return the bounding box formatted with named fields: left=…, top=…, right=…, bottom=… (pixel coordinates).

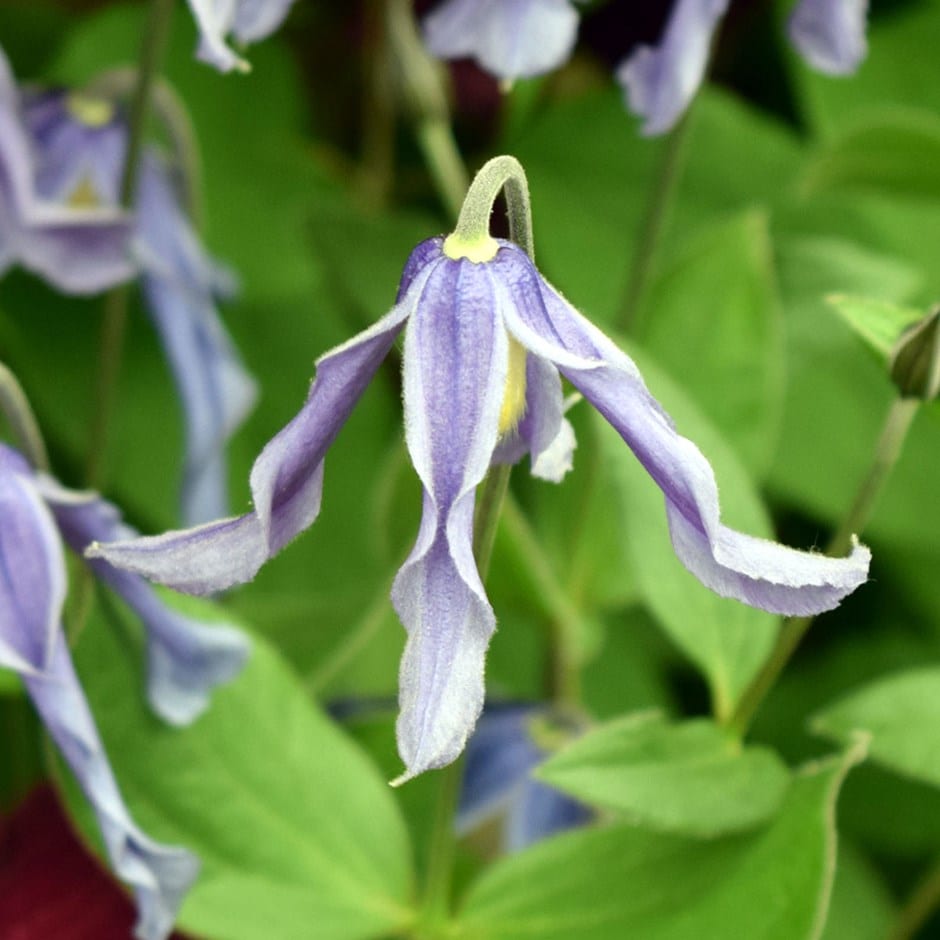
left=393, top=257, right=508, bottom=781
left=137, top=156, right=257, bottom=526
left=44, top=484, right=250, bottom=725
left=23, top=633, right=199, bottom=940
left=187, top=0, right=298, bottom=72
left=0, top=445, right=65, bottom=674
left=424, top=0, right=580, bottom=80
left=616, top=0, right=730, bottom=136
left=492, top=243, right=871, bottom=616
left=788, top=0, right=868, bottom=75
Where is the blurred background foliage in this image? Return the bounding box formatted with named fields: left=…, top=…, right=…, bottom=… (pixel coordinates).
left=2, top=0, right=940, bottom=938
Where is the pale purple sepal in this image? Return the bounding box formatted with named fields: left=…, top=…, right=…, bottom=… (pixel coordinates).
left=458, top=705, right=590, bottom=852
left=22, top=92, right=257, bottom=525
left=23, top=632, right=199, bottom=940
left=788, top=0, right=868, bottom=75
left=393, top=257, right=508, bottom=780
left=491, top=242, right=871, bottom=615
left=424, top=0, right=580, bottom=80
left=0, top=446, right=65, bottom=674
left=0, top=54, right=133, bottom=293
left=42, top=482, right=250, bottom=725
left=87, top=261, right=439, bottom=593
left=186, top=0, right=298, bottom=72
left=137, top=155, right=258, bottom=525
left=615, top=0, right=730, bottom=136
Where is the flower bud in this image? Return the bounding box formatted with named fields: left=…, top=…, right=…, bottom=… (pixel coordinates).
left=890, top=305, right=940, bottom=400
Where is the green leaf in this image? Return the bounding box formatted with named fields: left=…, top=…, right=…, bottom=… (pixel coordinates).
left=640, top=210, right=785, bottom=475
left=812, top=667, right=940, bottom=789
left=820, top=842, right=895, bottom=940
left=801, top=110, right=940, bottom=200
left=537, top=712, right=790, bottom=836
left=826, top=295, right=924, bottom=362
left=455, top=741, right=866, bottom=940
left=596, top=347, right=778, bottom=718
left=61, top=601, right=415, bottom=940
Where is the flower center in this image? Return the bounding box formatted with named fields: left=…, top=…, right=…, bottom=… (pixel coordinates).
left=67, top=174, right=101, bottom=208
left=65, top=92, right=115, bottom=128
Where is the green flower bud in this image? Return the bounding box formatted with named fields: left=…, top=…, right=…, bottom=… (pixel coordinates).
left=889, top=305, right=940, bottom=400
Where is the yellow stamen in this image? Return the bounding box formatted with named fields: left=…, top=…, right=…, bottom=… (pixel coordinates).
left=499, top=337, right=527, bottom=435
left=443, top=232, right=499, bottom=264
left=65, top=93, right=115, bottom=128
left=67, top=174, right=101, bottom=208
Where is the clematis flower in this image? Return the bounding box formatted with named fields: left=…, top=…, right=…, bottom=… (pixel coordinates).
left=788, top=0, right=869, bottom=76
left=617, top=0, right=869, bottom=135
left=0, top=46, right=133, bottom=293
left=458, top=705, right=590, bottom=853
left=88, top=226, right=870, bottom=781
left=423, top=0, right=581, bottom=81
left=186, top=0, right=298, bottom=72
left=0, top=444, right=212, bottom=940
left=23, top=89, right=258, bottom=525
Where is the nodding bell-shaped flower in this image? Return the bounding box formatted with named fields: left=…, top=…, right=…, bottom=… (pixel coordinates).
left=458, top=705, right=591, bottom=853
left=23, top=89, right=258, bottom=525
left=89, top=157, right=870, bottom=782
left=0, top=443, right=235, bottom=940
left=186, top=0, right=298, bottom=72
left=423, top=0, right=581, bottom=82
left=0, top=47, right=133, bottom=293
left=617, top=0, right=869, bottom=135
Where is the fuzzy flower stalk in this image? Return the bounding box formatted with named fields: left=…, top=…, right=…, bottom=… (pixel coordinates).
left=90, top=156, right=870, bottom=782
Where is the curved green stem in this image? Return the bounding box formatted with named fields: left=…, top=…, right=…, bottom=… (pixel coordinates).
left=449, top=155, right=533, bottom=260
left=728, top=395, right=919, bottom=736
left=0, top=362, right=49, bottom=472
left=617, top=109, right=691, bottom=336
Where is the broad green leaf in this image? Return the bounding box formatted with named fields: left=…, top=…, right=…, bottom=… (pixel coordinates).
left=61, top=601, right=415, bottom=940
left=537, top=712, right=790, bottom=836
left=801, top=110, right=940, bottom=200
left=826, top=295, right=924, bottom=362
left=812, top=667, right=940, bottom=789
left=455, top=741, right=866, bottom=940
left=596, top=347, right=778, bottom=718
left=640, top=210, right=785, bottom=475
left=820, top=842, right=894, bottom=940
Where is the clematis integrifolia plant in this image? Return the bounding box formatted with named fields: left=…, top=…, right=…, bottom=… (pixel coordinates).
left=186, top=0, right=299, bottom=72
left=619, top=0, right=870, bottom=134
left=89, top=156, right=870, bottom=782
left=421, top=0, right=869, bottom=136
left=22, top=87, right=257, bottom=525
left=0, top=441, right=206, bottom=940
left=423, top=0, right=582, bottom=82
left=0, top=46, right=132, bottom=293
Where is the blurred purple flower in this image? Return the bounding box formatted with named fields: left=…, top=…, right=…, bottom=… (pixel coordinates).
left=23, top=90, right=258, bottom=525
left=458, top=705, right=590, bottom=852
left=88, top=233, right=870, bottom=781
left=424, top=0, right=581, bottom=81
left=0, top=444, right=216, bottom=940
left=186, top=0, right=298, bottom=72
left=0, top=47, right=133, bottom=293
left=788, top=0, right=868, bottom=76
left=617, top=0, right=869, bottom=135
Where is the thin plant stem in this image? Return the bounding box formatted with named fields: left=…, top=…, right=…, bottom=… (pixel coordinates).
left=889, top=858, right=940, bottom=940
left=728, top=396, right=920, bottom=736
left=384, top=0, right=468, bottom=220
left=502, top=494, right=583, bottom=708
left=0, top=362, right=49, bottom=472
left=617, top=109, right=692, bottom=335
left=86, top=0, right=175, bottom=489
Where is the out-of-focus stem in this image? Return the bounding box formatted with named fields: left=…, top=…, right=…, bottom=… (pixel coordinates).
left=0, top=362, right=49, bottom=472
left=890, top=858, right=940, bottom=940
left=728, top=396, right=919, bottom=736
left=86, top=0, right=174, bottom=489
